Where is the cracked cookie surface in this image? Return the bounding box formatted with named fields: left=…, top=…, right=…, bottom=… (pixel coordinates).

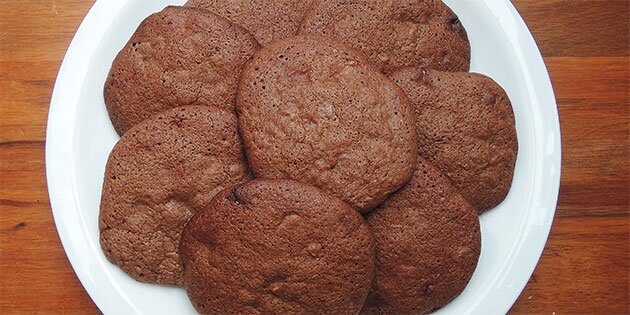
left=180, top=179, right=375, bottom=315
left=299, top=0, right=470, bottom=74
left=104, top=6, right=260, bottom=135
left=99, top=105, right=249, bottom=286
left=236, top=35, right=417, bottom=213
left=363, top=157, right=480, bottom=315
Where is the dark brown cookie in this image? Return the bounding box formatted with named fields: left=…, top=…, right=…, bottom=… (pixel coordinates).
left=104, top=6, right=260, bottom=135
left=99, top=105, right=250, bottom=286
left=236, top=35, right=417, bottom=213
left=389, top=67, right=518, bottom=212
left=363, top=157, right=481, bottom=315
left=180, top=179, right=375, bottom=315
left=299, top=0, right=470, bottom=73
left=185, top=0, right=314, bottom=45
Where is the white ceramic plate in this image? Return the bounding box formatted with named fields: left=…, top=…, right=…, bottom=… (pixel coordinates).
left=46, top=1, right=561, bottom=314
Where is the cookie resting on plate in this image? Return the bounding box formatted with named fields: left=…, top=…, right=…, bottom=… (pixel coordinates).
left=363, top=156, right=481, bottom=314
left=99, top=105, right=249, bottom=285
left=299, top=0, right=470, bottom=73
left=180, top=179, right=375, bottom=315
left=237, top=35, right=417, bottom=213
left=390, top=67, right=518, bottom=212
left=104, top=6, right=260, bottom=134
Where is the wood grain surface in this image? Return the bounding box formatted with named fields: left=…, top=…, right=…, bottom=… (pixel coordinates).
left=1, top=0, right=628, bottom=314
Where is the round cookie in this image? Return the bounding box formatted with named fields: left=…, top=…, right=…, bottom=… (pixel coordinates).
left=99, top=105, right=249, bottom=285
left=104, top=6, right=260, bottom=135
left=236, top=35, right=417, bottom=213
left=299, top=0, right=470, bottom=74
left=389, top=67, right=518, bottom=212
left=363, top=157, right=481, bottom=315
left=180, top=179, right=375, bottom=315
left=185, top=0, right=314, bottom=45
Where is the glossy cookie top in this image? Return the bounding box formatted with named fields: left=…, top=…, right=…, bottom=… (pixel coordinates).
left=104, top=6, right=259, bottom=134
left=364, top=157, right=481, bottom=314
left=181, top=179, right=375, bottom=315
left=99, top=105, right=249, bottom=285
left=390, top=67, right=518, bottom=212
left=236, top=35, right=417, bottom=213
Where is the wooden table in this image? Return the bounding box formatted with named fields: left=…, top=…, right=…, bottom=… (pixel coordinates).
left=1, top=1, right=628, bottom=313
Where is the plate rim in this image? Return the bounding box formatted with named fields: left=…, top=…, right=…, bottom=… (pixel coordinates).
left=45, top=1, right=561, bottom=314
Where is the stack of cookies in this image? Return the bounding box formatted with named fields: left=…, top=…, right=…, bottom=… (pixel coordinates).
left=99, top=1, right=518, bottom=314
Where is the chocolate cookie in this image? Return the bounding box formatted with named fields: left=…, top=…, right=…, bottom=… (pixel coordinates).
left=185, top=0, right=314, bottom=45
left=99, top=106, right=249, bottom=285
left=299, top=0, right=470, bottom=73
left=363, top=157, right=481, bottom=315
left=236, top=35, right=417, bottom=213
left=389, top=67, right=518, bottom=212
left=104, top=6, right=260, bottom=135
left=180, top=179, right=375, bottom=315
